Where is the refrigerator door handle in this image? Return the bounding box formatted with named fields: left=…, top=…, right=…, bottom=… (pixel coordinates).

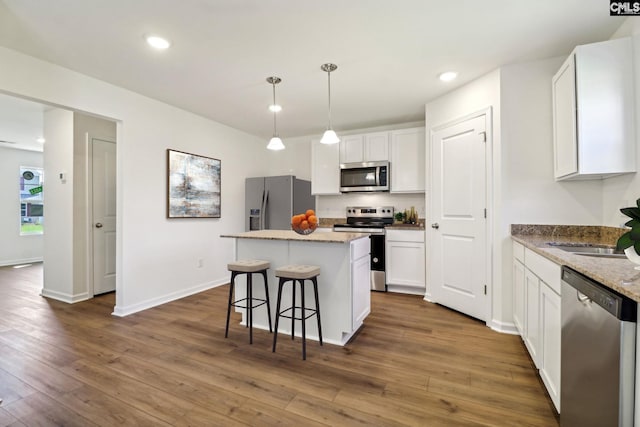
left=260, top=190, right=268, bottom=229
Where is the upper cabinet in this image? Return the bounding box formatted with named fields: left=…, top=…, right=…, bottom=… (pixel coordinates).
left=390, top=127, right=425, bottom=193
left=552, top=37, right=635, bottom=180
left=311, top=126, right=426, bottom=194
left=340, top=131, right=389, bottom=164
left=311, top=138, right=340, bottom=195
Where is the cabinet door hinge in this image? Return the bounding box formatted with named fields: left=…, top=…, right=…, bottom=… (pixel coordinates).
left=479, top=131, right=487, bottom=142
left=484, top=285, right=487, bottom=295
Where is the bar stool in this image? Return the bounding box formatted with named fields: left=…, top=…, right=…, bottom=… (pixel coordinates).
left=272, top=264, right=322, bottom=360
left=225, top=259, right=272, bottom=344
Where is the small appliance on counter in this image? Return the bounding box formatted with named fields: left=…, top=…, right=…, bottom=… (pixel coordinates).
left=333, top=206, right=394, bottom=291
left=245, top=175, right=314, bottom=231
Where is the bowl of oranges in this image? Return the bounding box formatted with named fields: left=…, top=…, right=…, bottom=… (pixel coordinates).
left=291, top=209, right=318, bottom=235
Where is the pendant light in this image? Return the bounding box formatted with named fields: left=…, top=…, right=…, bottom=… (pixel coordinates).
left=266, top=76, right=285, bottom=151
left=320, top=63, right=339, bottom=145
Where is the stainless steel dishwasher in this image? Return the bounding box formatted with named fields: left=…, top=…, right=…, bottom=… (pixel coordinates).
left=561, top=266, right=637, bottom=427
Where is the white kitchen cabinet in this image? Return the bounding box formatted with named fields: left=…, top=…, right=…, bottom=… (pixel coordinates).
left=390, top=127, right=425, bottom=193
left=512, top=241, right=561, bottom=412
left=552, top=37, right=635, bottom=180
left=524, top=268, right=541, bottom=368
left=386, top=229, right=425, bottom=295
left=512, top=247, right=525, bottom=336
left=340, top=132, right=389, bottom=164
left=351, top=237, right=371, bottom=329
left=311, top=138, right=340, bottom=195
left=540, top=279, right=561, bottom=412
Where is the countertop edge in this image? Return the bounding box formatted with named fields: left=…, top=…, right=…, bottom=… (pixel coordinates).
left=511, top=234, right=640, bottom=303
left=221, top=230, right=370, bottom=243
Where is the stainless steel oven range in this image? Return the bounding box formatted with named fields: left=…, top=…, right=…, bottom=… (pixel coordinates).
left=332, top=206, right=394, bottom=291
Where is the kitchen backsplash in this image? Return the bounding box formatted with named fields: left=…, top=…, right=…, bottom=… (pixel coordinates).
left=316, top=193, right=425, bottom=220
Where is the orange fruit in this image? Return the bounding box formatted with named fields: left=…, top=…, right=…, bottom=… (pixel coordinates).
left=305, top=209, right=315, bottom=218
left=292, top=215, right=302, bottom=226
left=300, top=220, right=309, bottom=230
left=308, top=215, right=317, bottom=225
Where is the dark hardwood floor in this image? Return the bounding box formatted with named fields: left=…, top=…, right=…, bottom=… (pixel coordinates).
left=0, top=263, right=558, bottom=426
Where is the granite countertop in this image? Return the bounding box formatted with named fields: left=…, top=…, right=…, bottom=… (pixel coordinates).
left=221, top=229, right=370, bottom=243
left=385, top=224, right=425, bottom=230
left=511, top=225, right=640, bottom=302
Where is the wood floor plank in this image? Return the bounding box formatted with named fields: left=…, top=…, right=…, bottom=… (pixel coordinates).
left=59, top=358, right=196, bottom=425
left=2, top=392, right=97, bottom=427
left=0, top=263, right=559, bottom=426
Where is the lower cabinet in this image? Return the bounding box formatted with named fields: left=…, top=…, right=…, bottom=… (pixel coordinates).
left=351, top=238, right=371, bottom=329
left=539, top=281, right=561, bottom=412
left=386, top=229, right=425, bottom=294
left=512, top=240, right=561, bottom=412
left=524, top=269, right=541, bottom=368
left=512, top=258, right=525, bottom=335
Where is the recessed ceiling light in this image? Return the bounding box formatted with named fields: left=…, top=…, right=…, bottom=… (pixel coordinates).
left=269, top=104, right=282, bottom=112
left=146, top=35, right=171, bottom=50
left=439, top=71, right=458, bottom=82
left=36, top=137, right=45, bottom=143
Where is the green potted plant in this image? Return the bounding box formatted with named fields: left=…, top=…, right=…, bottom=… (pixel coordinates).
left=616, top=198, right=640, bottom=269
left=394, top=211, right=405, bottom=224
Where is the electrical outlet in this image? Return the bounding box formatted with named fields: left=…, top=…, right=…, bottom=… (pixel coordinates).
left=197, top=258, right=204, bottom=268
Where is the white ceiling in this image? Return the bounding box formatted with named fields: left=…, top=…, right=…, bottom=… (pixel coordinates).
left=0, top=0, right=625, bottom=147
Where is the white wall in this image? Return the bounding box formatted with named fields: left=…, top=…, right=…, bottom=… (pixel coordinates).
left=0, top=146, right=43, bottom=266
left=0, top=46, right=267, bottom=315
left=424, top=69, right=502, bottom=324
left=42, top=108, right=75, bottom=301
left=603, top=20, right=640, bottom=226
left=499, top=57, right=604, bottom=328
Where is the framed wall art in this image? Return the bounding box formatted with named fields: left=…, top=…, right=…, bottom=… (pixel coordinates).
left=167, top=149, right=221, bottom=218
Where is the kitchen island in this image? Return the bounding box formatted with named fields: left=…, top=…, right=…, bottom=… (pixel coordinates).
left=220, top=230, right=371, bottom=346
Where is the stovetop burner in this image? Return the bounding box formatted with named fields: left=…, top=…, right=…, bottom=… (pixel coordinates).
left=333, top=206, right=394, bottom=231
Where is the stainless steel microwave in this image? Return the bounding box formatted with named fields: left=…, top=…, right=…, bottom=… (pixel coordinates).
left=340, top=161, right=390, bottom=192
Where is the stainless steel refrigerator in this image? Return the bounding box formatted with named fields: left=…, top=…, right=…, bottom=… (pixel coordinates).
left=245, top=175, right=315, bottom=231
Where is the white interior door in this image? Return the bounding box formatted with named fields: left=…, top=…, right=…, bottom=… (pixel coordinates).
left=430, top=114, right=488, bottom=321
left=92, top=137, right=116, bottom=295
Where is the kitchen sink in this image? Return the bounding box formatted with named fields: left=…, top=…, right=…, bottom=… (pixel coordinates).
left=547, top=242, right=626, bottom=259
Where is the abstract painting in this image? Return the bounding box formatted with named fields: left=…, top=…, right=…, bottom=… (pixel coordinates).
left=167, top=149, right=221, bottom=218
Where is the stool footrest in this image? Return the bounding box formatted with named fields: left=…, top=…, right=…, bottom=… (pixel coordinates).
left=277, top=306, right=319, bottom=321
left=230, top=297, right=268, bottom=310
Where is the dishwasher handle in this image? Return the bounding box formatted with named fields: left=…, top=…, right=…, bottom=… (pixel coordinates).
left=576, top=290, right=591, bottom=304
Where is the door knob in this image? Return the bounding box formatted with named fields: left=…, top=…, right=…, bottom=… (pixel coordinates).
left=431, top=223, right=439, bottom=229
left=95, top=223, right=103, bottom=228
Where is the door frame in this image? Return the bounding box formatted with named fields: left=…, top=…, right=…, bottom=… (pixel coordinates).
left=85, top=133, right=117, bottom=298
left=426, top=107, right=494, bottom=324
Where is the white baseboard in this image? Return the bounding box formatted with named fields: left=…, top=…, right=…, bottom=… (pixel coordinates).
left=488, top=319, right=519, bottom=335
left=386, top=284, right=426, bottom=295
left=0, top=257, right=43, bottom=267
left=112, top=278, right=228, bottom=317
left=40, top=288, right=90, bottom=304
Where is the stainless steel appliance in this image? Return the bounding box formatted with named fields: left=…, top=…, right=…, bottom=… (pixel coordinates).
left=340, top=161, right=390, bottom=193
left=333, top=206, right=394, bottom=291
left=561, top=266, right=636, bottom=427
left=245, top=175, right=314, bottom=231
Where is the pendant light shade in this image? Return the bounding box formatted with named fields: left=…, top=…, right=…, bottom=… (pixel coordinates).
left=266, top=76, right=285, bottom=151
left=320, top=63, right=339, bottom=145
left=267, top=136, right=285, bottom=150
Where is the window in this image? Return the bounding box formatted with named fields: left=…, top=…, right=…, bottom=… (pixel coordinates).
left=20, top=167, right=44, bottom=235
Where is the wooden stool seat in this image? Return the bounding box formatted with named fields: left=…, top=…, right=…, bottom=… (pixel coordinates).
left=225, top=259, right=272, bottom=344
left=272, top=264, right=322, bottom=360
